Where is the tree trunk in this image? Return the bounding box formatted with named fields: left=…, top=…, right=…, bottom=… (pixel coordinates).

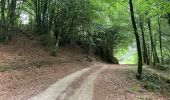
left=147, top=18, right=159, bottom=65
left=35, top=0, right=38, bottom=29
left=35, top=0, right=42, bottom=32
left=42, top=0, right=48, bottom=32
left=9, top=0, right=17, bottom=28
left=1, top=0, right=6, bottom=27
left=147, top=44, right=151, bottom=64
left=129, top=0, right=143, bottom=80
left=158, top=16, right=164, bottom=64
left=168, top=13, right=170, bottom=26
left=139, top=15, right=149, bottom=65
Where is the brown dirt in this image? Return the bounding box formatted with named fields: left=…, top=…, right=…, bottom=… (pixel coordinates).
left=0, top=33, right=94, bottom=100
left=93, top=65, right=169, bottom=100
left=56, top=64, right=102, bottom=100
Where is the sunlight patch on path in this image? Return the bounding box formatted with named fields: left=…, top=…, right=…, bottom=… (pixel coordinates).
left=28, top=68, right=90, bottom=100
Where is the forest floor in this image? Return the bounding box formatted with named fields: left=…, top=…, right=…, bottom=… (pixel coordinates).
left=0, top=33, right=170, bottom=100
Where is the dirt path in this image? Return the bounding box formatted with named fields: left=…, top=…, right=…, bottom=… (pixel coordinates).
left=28, top=63, right=107, bottom=100
left=2, top=62, right=169, bottom=100
left=28, top=64, right=169, bottom=100
left=63, top=65, right=107, bottom=100
left=28, top=68, right=90, bottom=100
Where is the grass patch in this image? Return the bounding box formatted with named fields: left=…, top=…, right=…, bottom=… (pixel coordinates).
left=0, top=64, right=8, bottom=72
left=142, top=67, right=170, bottom=95
left=130, top=65, right=170, bottom=96
left=127, top=86, right=142, bottom=93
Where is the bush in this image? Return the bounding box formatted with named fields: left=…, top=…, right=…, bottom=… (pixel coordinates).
left=0, top=64, right=7, bottom=72
left=164, top=57, right=170, bottom=65
left=92, top=26, right=120, bottom=63
left=40, top=31, right=58, bottom=56
left=40, top=32, right=56, bottom=46
left=75, top=26, right=120, bottom=64
left=155, top=63, right=169, bottom=71
left=142, top=70, right=170, bottom=93
left=0, top=27, right=11, bottom=43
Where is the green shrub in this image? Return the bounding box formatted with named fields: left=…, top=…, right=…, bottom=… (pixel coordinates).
left=92, top=26, right=120, bottom=63
left=0, top=64, right=7, bottom=72
left=142, top=70, right=170, bottom=93
left=155, top=63, right=169, bottom=71
left=40, top=31, right=58, bottom=56
left=40, top=32, right=56, bottom=46
left=0, top=28, right=11, bottom=43
left=165, top=57, right=170, bottom=65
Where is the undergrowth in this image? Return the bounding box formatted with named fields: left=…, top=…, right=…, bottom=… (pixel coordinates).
left=130, top=66, right=170, bottom=96
left=0, top=64, right=7, bottom=72
left=142, top=70, right=170, bottom=93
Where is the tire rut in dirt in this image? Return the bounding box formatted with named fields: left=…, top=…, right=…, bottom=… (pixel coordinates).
left=28, top=67, right=91, bottom=100
left=56, top=64, right=103, bottom=100
left=65, top=65, right=108, bottom=100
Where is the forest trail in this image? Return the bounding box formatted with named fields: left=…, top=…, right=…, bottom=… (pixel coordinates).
left=0, top=33, right=169, bottom=100
left=27, top=64, right=167, bottom=100
left=28, top=64, right=108, bottom=100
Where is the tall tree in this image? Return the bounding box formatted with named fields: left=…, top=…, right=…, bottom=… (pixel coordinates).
left=139, top=15, right=149, bottom=65
left=9, top=0, right=17, bottom=28
left=147, top=18, right=160, bottom=65
left=168, top=13, right=170, bottom=26
left=158, top=16, right=164, bottom=64
left=1, top=0, right=6, bottom=27
left=129, top=0, right=143, bottom=79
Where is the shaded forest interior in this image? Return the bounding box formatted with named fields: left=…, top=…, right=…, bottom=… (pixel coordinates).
left=0, top=0, right=170, bottom=79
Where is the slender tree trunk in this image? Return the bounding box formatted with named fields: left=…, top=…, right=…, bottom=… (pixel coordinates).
left=9, top=0, right=17, bottom=28
left=1, top=0, right=6, bottom=27
left=35, top=0, right=38, bottom=29
left=139, top=15, right=149, bottom=65
left=147, top=18, right=154, bottom=64
left=42, top=0, right=48, bottom=32
left=168, top=13, right=170, bottom=26
left=129, top=0, right=143, bottom=80
left=158, top=16, right=164, bottom=64
left=147, top=18, right=159, bottom=65
left=35, top=0, right=42, bottom=32
left=147, top=44, right=151, bottom=64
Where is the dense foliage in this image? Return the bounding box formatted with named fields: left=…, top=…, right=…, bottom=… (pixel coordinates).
left=0, top=0, right=170, bottom=78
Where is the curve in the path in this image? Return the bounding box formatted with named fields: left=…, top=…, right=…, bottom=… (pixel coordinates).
left=28, top=68, right=91, bottom=100
left=28, top=63, right=107, bottom=100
